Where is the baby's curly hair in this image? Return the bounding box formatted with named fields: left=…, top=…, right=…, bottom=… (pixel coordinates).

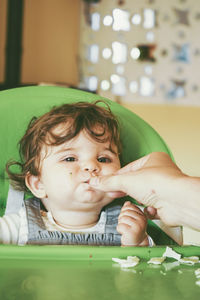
left=6, top=101, right=121, bottom=192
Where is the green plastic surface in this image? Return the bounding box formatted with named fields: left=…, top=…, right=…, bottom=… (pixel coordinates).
left=0, top=245, right=200, bottom=300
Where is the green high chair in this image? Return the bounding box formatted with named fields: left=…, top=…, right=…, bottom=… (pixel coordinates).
left=1, top=86, right=200, bottom=300
left=0, top=86, right=181, bottom=245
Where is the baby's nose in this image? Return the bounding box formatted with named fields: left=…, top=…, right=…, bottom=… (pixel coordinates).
left=82, top=161, right=100, bottom=174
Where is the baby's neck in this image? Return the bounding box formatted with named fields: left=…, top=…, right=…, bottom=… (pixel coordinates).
left=50, top=209, right=101, bottom=230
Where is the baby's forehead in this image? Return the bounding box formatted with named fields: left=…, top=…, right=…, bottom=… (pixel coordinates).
left=51, top=128, right=114, bottom=147
left=52, top=121, right=110, bottom=133
left=42, top=128, right=117, bottom=157
left=49, top=122, right=114, bottom=143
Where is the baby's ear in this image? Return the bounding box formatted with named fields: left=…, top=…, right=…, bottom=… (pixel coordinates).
left=25, top=173, right=46, bottom=199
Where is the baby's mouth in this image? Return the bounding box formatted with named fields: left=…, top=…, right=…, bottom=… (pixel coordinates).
left=82, top=177, right=99, bottom=192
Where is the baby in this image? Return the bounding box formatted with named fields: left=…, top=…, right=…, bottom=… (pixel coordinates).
left=4, top=101, right=150, bottom=246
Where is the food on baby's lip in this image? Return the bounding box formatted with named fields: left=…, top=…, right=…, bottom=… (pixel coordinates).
left=147, top=257, right=166, bottom=265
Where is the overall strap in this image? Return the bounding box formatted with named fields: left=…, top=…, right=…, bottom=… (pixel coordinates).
left=24, top=198, right=46, bottom=237
left=104, top=206, right=121, bottom=235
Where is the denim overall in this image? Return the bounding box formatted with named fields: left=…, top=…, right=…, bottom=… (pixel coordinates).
left=24, top=198, right=122, bottom=245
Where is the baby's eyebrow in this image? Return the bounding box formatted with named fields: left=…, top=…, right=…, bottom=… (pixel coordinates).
left=54, top=147, right=75, bottom=155
left=103, top=147, right=118, bottom=155
left=54, top=146, right=118, bottom=156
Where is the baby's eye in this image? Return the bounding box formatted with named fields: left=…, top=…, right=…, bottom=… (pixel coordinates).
left=98, top=157, right=111, bottom=163
left=64, top=157, right=76, bottom=162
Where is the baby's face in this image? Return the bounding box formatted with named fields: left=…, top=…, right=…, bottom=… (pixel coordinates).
left=32, top=129, right=121, bottom=213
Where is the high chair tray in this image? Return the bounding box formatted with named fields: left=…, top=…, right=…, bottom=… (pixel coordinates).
left=0, top=245, right=199, bottom=300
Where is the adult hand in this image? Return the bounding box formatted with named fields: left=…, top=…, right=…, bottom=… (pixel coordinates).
left=90, top=152, right=200, bottom=231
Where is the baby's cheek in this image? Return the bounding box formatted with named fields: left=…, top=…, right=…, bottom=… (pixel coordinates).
left=114, top=165, right=121, bottom=171
left=103, top=164, right=120, bottom=175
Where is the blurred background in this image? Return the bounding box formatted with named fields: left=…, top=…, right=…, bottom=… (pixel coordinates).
left=0, top=0, right=200, bottom=244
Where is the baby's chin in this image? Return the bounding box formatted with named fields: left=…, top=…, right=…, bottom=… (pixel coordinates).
left=78, top=190, right=104, bottom=204
left=76, top=183, right=112, bottom=205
